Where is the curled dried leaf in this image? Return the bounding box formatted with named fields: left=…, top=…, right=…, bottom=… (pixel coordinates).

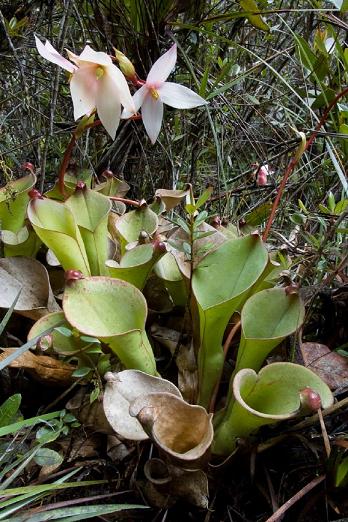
left=144, top=458, right=209, bottom=508
left=130, top=392, right=213, bottom=468
left=103, top=370, right=182, bottom=441
left=0, top=257, right=60, bottom=320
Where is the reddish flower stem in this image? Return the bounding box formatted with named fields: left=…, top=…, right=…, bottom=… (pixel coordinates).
left=109, top=196, right=141, bottom=207
left=262, top=85, right=348, bottom=242
left=58, top=119, right=102, bottom=196
left=58, top=112, right=143, bottom=196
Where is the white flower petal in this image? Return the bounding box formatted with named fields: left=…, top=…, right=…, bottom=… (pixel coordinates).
left=147, top=44, right=177, bottom=84
left=78, top=45, right=113, bottom=66
left=67, top=46, right=112, bottom=68
left=159, top=82, right=208, bottom=109
left=106, top=65, right=135, bottom=114
left=142, top=96, right=164, bottom=144
left=96, top=73, right=122, bottom=139
left=70, top=66, right=98, bottom=120
left=121, top=85, right=148, bottom=119
left=35, top=36, right=76, bottom=73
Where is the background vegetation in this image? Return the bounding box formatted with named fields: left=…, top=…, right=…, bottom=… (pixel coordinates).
left=0, top=0, right=347, bottom=520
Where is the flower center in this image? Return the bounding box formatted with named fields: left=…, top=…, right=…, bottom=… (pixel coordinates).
left=96, top=66, right=104, bottom=80
left=150, top=88, right=159, bottom=100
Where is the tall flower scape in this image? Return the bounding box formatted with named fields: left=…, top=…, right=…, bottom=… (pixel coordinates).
left=35, top=36, right=207, bottom=141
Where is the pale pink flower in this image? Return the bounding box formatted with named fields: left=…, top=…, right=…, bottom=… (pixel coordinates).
left=122, top=44, right=208, bottom=144
left=255, top=164, right=273, bottom=186
left=35, top=36, right=135, bottom=139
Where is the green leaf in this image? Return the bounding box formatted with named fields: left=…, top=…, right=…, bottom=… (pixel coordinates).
left=195, top=187, right=213, bottom=209
left=72, top=367, right=92, bottom=378
left=106, top=243, right=165, bottom=290
left=0, top=411, right=62, bottom=437
left=0, top=479, right=108, bottom=497
left=54, top=327, right=73, bottom=337
left=185, top=203, right=196, bottom=215
left=8, top=503, right=147, bottom=522
left=336, top=455, right=348, bottom=487
left=63, top=277, right=157, bottom=375
left=89, top=386, right=100, bottom=403
left=0, top=394, right=21, bottom=428
left=114, top=205, right=158, bottom=251
left=194, top=210, right=208, bottom=228
left=240, top=0, right=270, bottom=32
left=79, top=335, right=100, bottom=344
left=27, top=198, right=91, bottom=275
left=34, top=448, right=63, bottom=467
left=175, top=216, right=190, bottom=234
left=36, top=424, right=62, bottom=444
left=193, top=234, right=268, bottom=407
left=334, top=199, right=348, bottom=214
left=0, top=173, right=36, bottom=233
left=214, top=362, right=333, bottom=456
left=65, top=186, right=111, bottom=276
left=235, top=287, right=305, bottom=374
left=296, top=35, right=317, bottom=72
left=327, top=191, right=336, bottom=213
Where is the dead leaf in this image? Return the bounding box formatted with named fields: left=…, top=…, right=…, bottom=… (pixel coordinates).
left=0, top=348, right=74, bottom=386
left=151, top=325, right=198, bottom=402
left=107, top=434, right=134, bottom=462
left=103, top=370, right=182, bottom=441
left=143, top=458, right=209, bottom=508
left=130, top=392, right=213, bottom=469
left=66, top=387, right=113, bottom=434
left=0, top=257, right=61, bottom=320
left=301, top=342, right=348, bottom=391
left=154, top=187, right=190, bottom=211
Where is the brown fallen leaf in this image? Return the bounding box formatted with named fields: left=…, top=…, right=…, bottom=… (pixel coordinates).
left=0, top=257, right=61, bottom=320
left=301, top=342, right=348, bottom=391
left=151, top=325, right=198, bottom=402
left=0, top=348, right=74, bottom=386
left=66, top=387, right=113, bottom=434
left=143, top=458, right=209, bottom=508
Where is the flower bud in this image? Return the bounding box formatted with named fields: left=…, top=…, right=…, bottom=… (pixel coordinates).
left=114, top=49, right=136, bottom=82
left=65, top=270, right=84, bottom=283
left=153, top=240, right=166, bottom=255
left=21, top=162, right=35, bottom=173
left=211, top=216, right=222, bottom=228
left=102, top=169, right=114, bottom=179
left=300, top=387, right=322, bottom=412
left=37, top=334, right=53, bottom=352
left=75, top=181, right=86, bottom=191
left=28, top=189, right=43, bottom=199
left=138, top=231, right=149, bottom=244
left=257, top=171, right=267, bottom=186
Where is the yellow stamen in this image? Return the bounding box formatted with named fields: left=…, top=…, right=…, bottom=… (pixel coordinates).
left=150, top=88, right=159, bottom=100
left=96, top=66, right=104, bottom=80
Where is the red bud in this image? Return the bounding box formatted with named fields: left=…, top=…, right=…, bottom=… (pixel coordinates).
left=21, top=162, right=35, bottom=173
left=28, top=189, right=43, bottom=199
left=65, top=270, right=84, bottom=283
left=75, top=181, right=86, bottom=191
left=300, top=387, right=322, bottom=412
left=257, top=172, right=267, bottom=186
left=153, top=240, right=166, bottom=254
left=211, top=216, right=222, bottom=228
left=102, top=169, right=113, bottom=179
